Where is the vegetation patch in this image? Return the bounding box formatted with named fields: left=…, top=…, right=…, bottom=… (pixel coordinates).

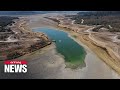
left=67, top=11, right=120, bottom=32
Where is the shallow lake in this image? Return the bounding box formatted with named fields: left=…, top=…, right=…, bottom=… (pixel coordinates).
left=33, top=27, right=86, bottom=69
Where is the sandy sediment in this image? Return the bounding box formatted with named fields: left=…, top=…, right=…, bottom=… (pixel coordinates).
left=0, top=14, right=119, bottom=79
left=58, top=25, right=120, bottom=74
left=23, top=14, right=120, bottom=79
left=47, top=14, right=120, bottom=75
left=10, top=43, right=119, bottom=79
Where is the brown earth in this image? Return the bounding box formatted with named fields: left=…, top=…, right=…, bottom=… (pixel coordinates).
left=0, top=17, right=51, bottom=60
left=47, top=15, right=120, bottom=75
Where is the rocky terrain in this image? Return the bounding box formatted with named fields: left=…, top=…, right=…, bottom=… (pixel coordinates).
left=0, top=16, right=51, bottom=60
left=45, top=14, right=120, bottom=74
left=0, top=14, right=120, bottom=79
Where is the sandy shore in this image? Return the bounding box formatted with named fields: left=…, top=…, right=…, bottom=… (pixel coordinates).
left=0, top=43, right=119, bottom=79
left=26, top=14, right=120, bottom=79
left=0, top=14, right=119, bottom=79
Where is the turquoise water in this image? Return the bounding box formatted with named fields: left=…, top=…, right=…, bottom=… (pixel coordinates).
left=33, top=28, right=86, bottom=69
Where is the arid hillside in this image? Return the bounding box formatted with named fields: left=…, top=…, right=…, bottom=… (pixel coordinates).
left=0, top=16, right=51, bottom=60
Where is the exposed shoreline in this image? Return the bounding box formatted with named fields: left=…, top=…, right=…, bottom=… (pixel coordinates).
left=23, top=14, right=118, bottom=78
left=1, top=14, right=119, bottom=79
left=45, top=15, right=120, bottom=75
left=56, top=26, right=120, bottom=78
